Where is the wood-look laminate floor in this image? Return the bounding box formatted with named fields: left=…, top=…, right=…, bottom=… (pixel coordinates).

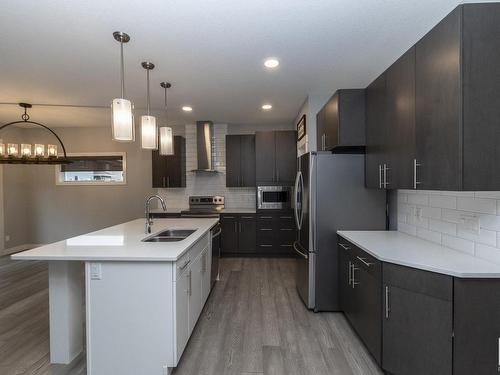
left=0, top=256, right=383, bottom=375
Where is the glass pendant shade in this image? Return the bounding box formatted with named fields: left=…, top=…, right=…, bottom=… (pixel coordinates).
left=112, top=98, right=135, bottom=142
left=141, top=115, right=158, bottom=149
left=159, top=127, right=174, bottom=155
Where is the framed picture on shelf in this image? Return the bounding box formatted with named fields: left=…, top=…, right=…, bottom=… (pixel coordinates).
left=296, top=115, right=306, bottom=141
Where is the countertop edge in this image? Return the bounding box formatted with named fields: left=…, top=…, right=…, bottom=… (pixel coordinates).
left=337, top=230, right=500, bottom=278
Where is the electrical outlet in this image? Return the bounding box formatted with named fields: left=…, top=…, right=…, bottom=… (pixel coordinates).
left=5, top=235, right=10, bottom=242
left=416, top=207, right=423, bottom=219
left=90, top=263, right=102, bottom=280
left=458, top=213, right=480, bottom=235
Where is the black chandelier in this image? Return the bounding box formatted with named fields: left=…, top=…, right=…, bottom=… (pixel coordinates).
left=0, top=103, right=70, bottom=164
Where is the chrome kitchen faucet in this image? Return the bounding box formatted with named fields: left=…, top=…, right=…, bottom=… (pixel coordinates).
left=145, top=195, right=167, bottom=234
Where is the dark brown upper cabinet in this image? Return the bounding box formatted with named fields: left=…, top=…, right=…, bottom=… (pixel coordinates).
left=152, top=136, right=186, bottom=188
left=415, top=6, right=462, bottom=191
left=366, top=3, right=500, bottom=191
left=225, top=134, right=256, bottom=187
left=386, top=46, right=416, bottom=190
left=256, top=130, right=297, bottom=185
left=317, top=89, right=366, bottom=151
left=365, top=73, right=389, bottom=189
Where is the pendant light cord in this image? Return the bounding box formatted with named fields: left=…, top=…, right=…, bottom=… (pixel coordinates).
left=120, top=41, right=125, bottom=98
left=146, top=69, right=151, bottom=116
left=164, top=86, right=168, bottom=123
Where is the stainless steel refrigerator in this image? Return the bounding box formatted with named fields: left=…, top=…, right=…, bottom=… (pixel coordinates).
left=293, top=152, right=386, bottom=311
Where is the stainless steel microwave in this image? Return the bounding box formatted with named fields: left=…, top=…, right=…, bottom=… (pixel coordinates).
left=257, top=186, right=292, bottom=210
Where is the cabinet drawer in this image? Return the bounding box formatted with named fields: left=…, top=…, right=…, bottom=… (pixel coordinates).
left=383, top=263, right=452, bottom=301
left=175, top=233, right=209, bottom=280
left=338, top=238, right=381, bottom=279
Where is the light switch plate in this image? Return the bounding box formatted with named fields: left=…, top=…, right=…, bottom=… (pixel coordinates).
left=90, top=263, right=102, bottom=280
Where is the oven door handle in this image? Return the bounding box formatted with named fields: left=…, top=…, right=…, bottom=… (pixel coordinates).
left=212, top=228, right=222, bottom=239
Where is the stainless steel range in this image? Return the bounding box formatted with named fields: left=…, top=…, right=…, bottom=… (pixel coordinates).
left=180, top=195, right=225, bottom=218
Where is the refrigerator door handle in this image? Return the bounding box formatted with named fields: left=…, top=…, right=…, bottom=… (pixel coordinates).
left=294, top=171, right=301, bottom=229
left=310, top=154, right=316, bottom=253
left=293, top=241, right=308, bottom=259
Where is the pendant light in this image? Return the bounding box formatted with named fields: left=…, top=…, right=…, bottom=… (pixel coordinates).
left=159, top=82, right=174, bottom=155
left=141, top=62, right=158, bottom=149
left=111, top=31, right=135, bottom=142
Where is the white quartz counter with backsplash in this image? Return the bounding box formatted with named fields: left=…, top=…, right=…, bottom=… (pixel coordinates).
left=397, top=189, right=500, bottom=265
left=338, top=230, right=500, bottom=278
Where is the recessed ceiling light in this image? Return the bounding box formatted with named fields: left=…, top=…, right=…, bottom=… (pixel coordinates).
left=182, top=106, right=193, bottom=112
left=262, top=104, right=273, bottom=110
left=264, top=58, right=279, bottom=69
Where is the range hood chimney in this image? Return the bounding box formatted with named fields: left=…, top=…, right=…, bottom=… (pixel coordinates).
left=192, top=121, right=218, bottom=172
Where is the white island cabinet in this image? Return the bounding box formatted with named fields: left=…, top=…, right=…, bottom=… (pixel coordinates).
left=12, top=218, right=218, bottom=375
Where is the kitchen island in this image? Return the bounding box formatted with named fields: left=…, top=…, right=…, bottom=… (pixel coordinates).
left=12, top=218, right=219, bottom=375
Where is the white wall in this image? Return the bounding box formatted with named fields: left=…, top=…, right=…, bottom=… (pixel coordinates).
left=2, top=126, right=154, bottom=249
left=158, top=123, right=294, bottom=209
left=397, top=189, right=500, bottom=265
left=294, top=93, right=332, bottom=155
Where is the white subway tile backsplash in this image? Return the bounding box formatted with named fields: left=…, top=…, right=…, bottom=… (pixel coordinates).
left=429, top=194, right=457, bottom=209
left=398, top=222, right=417, bottom=236
left=457, top=197, right=497, bottom=215
left=475, top=243, right=500, bottom=265
left=397, top=189, right=500, bottom=263
left=416, top=227, right=442, bottom=245
left=442, top=235, right=475, bottom=255
left=407, top=193, right=429, bottom=206
left=429, top=219, right=457, bottom=235
left=420, top=206, right=442, bottom=219
left=457, top=228, right=496, bottom=247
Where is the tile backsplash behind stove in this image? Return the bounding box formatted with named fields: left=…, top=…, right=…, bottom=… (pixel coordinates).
left=157, top=123, right=256, bottom=209
left=397, top=189, right=500, bottom=265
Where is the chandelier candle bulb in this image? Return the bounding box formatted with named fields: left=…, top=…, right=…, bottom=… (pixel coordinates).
left=7, top=143, right=19, bottom=157
left=34, top=144, right=45, bottom=157
left=21, top=144, right=32, bottom=157
left=47, top=144, right=57, bottom=157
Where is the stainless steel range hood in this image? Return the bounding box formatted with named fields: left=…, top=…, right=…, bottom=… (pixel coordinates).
left=192, top=121, right=219, bottom=173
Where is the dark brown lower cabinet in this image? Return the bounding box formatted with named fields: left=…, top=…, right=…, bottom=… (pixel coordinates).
left=220, top=214, right=256, bottom=256
left=220, top=215, right=239, bottom=255
left=256, top=212, right=296, bottom=256
left=339, top=235, right=500, bottom=375
left=338, top=239, right=382, bottom=365
left=454, top=278, right=500, bottom=375
left=383, top=263, right=453, bottom=375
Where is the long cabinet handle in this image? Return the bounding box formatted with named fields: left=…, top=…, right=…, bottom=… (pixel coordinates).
left=234, top=222, right=238, bottom=232
left=413, top=159, right=421, bottom=189
left=379, top=165, right=383, bottom=189
left=356, top=256, right=373, bottom=267
left=348, top=261, right=352, bottom=286
left=239, top=222, right=242, bottom=232
left=351, top=263, right=359, bottom=289
left=338, top=243, right=350, bottom=250
left=280, top=228, right=293, bottom=231
left=385, top=285, right=390, bottom=319
left=383, top=164, right=390, bottom=188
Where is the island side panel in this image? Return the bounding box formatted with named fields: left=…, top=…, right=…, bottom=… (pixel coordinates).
left=48, top=261, right=84, bottom=364
left=85, top=261, right=174, bottom=375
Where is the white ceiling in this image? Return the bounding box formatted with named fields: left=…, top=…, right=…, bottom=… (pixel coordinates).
left=0, top=0, right=478, bottom=128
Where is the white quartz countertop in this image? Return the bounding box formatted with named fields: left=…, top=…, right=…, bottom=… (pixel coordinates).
left=11, top=218, right=218, bottom=262
left=337, top=230, right=500, bottom=278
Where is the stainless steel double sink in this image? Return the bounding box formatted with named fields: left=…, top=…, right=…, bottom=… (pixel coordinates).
left=142, top=229, right=197, bottom=242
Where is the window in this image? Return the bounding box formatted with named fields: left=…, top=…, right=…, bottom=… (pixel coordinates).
left=55, top=153, right=126, bottom=185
